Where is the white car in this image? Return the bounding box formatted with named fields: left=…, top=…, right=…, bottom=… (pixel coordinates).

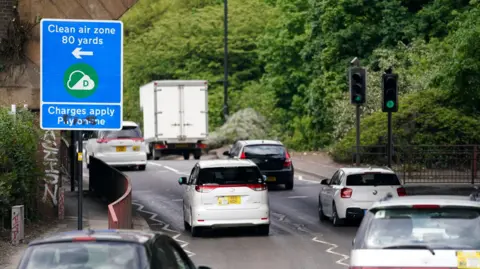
left=179, top=159, right=270, bottom=237
left=318, top=167, right=406, bottom=226
left=84, top=121, right=148, bottom=170
left=350, top=194, right=480, bottom=268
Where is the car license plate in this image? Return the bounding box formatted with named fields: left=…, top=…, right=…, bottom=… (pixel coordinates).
left=132, top=145, right=140, bottom=151
left=457, top=251, right=480, bottom=268
left=266, top=176, right=276, bottom=182
left=217, top=196, right=241, bottom=205
left=176, top=144, right=188, bottom=148
left=116, top=146, right=127, bottom=152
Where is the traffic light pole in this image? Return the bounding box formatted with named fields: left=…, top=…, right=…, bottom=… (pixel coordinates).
left=355, top=104, right=361, bottom=166
left=387, top=112, right=392, bottom=168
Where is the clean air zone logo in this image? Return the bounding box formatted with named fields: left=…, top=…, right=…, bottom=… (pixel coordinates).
left=63, top=63, right=99, bottom=98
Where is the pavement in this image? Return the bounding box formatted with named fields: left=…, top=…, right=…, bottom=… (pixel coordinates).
left=4, top=162, right=150, bottom=269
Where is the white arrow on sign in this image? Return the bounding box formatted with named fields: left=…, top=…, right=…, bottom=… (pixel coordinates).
left=72, top=47, right=93, bottom=59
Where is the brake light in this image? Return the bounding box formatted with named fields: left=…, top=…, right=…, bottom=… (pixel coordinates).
left=96, top=138, right=108, bottom=143
left=283, top=151, right=292, bottom=168
left=154, top=144, right=167, bottom=149
left=340, top=188, right=352, bottom=198
left=196, top=143, right=207, bottom=149
left=240, top=151, right=246, bottom=159
left=195, top=183, right=267, bottom=192
left=396, top=187, right=406, bottom=196
left=72, top=236, right=96, bottom=242
left=412, top=204, right=440, bottom=209
left=131, top=137, right=144, bottom=142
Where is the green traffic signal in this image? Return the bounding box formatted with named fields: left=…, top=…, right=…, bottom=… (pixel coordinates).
left=386, top=100, right=395, bottom=108
left=355, top=95, right=362, bottom=101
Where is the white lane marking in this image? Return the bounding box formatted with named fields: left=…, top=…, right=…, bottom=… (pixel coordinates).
left=296, top=175, right=319, bottom=183
left=312, top=236, right=349, bottom=266
left=132, top=201, right=195, bottom=257
left=148, top=162, right=163, bottom=167
left=287, top=196, right=308, bottom=199
left=163, top=165, right=180, bottom=173
left=148, top=162, right=187, bottom=175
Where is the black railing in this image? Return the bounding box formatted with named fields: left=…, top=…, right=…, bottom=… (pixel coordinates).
left=89, top=156, right=129, bottom=204
left=59, top=131, right=75, bottom=191
left=342, top=145, right=479, bottom=184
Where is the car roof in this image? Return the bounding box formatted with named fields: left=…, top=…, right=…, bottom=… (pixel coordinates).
left=122, top=121, right=139, bottom=127
left=28, top=229, right=160, bottom=246
left=370, top=195, right=480, bottom=209
left=198, top=159, right=256, bottom=169
left=340, top=166, right=395, bottom=175
left=237, top=140, right=284, bottom=146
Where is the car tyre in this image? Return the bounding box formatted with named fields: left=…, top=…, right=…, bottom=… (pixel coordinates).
left=183, top=152, right=190, bottom=160
left=318, top=199, right=327, bottom=221
left=138, top=165, right=146, bottom=171
left=190, top=213, right=202, bottom=237
left=332, top=202, right=344, bottom=227
left=257, top=225, right=269, bottom=236
left=193, top=151, right=201, bottom=160
left=285, top=179, right=294, bottom=190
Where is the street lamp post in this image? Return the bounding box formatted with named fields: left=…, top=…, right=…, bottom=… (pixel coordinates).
left=223, top=0, right=229, bottom=123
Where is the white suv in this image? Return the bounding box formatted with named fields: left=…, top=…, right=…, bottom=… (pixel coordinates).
left=179, top=159, right=270, bottom=237
left=318, top=167, right=406, bottom=226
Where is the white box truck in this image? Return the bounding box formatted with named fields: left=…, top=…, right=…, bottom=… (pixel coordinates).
left=139, top=80, right=208, bottom=160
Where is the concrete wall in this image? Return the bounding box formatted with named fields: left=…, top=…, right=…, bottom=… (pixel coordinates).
left=0, top=0, right=138, bottom=109
left=0, top=0, right=14, bottom=39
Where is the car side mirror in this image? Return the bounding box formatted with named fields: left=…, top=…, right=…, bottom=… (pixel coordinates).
left=320, top=179, right=328, bottom=185
left=222, top=150, right=230, bottom=156
left=198, top=266, right=212, bottom=269
left=262, top=175, right=267, bottom=183
left=178, top=177, right=187, bottom=185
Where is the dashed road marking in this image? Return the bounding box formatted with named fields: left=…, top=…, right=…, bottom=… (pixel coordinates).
left=296, top=175, right=319, bottom=183
left=132, top=201, right=195, bottom=257
left=148, top=162, right=163, bottom=167
left=312, top=236, right=349, bottom=266
left=163, top=165, right=180, bottom=173
left=287, top=196, right=308, bottom=199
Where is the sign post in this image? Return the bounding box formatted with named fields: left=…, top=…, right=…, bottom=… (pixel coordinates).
left=40, top=19, right=124, bottom=230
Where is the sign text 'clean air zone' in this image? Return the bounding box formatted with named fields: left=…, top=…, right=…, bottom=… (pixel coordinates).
left=40, top=19, right=123, bottom=130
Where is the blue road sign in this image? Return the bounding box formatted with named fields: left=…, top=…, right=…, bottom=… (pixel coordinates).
left=40, top=18, right=123, bottom=130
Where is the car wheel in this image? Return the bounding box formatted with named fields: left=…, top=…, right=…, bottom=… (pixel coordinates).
left=183, top=152, right=190, bottom=160
left=257, top=225, right=269, bottom=236
left=332, top=202, right=344, bottom=227
left=190, top=213, right=202, bottom=237
left=285, top=180, right=294, bottom=190
left=318, top=199, right=327, bottom=221
left=138, top=165, right=146, bottom=171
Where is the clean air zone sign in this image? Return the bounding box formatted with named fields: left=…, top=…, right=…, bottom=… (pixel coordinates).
left=40, top=18, right=123, bottom=130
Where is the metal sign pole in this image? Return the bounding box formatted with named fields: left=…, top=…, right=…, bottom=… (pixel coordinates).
left=76, top=131, right=83, bottom=230
left=355, top=104, right=361, bottom=166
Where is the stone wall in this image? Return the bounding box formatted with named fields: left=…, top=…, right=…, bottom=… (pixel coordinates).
left=0, top=0, right=14, bottom=40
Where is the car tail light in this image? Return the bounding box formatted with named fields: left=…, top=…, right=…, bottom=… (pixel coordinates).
left=396, top=187, right=406, bottom=196
left=72, top=236, right=96, bottom=242
left=340, top=188, right=352, bottom=198
left=412, top=204, right=440, bottom=209
left=195, top=183, right=267, bottom=193
left=96, top=138, right=108, bottom=143
left=283, top=151, right=292, bottom=168
left=155, top=144, right=167, bottom=149
left=240, top=151, right=246, bottom=159
left=196, top=143, right=207, bottom=149
left=131, top=137, right=144, bottom=142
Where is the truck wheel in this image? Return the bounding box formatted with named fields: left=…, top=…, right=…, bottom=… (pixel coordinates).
left=153, top=149, right=161, bottom=160
left=193, top=151, right=201, bottom=160
left=183, top=152, right=190, bottom=160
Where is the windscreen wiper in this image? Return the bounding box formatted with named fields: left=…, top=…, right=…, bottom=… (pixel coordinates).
left=382, top=244, right=435, bottom=255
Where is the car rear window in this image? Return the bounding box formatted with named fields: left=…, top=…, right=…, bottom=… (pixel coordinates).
left=198, top=166, right=263, bottom=185
left=99, top=126, right=142, bottom=139
left=346, top=173, right=400, bottom=186
left=21, top=242, right=144, bottom=269
left=244, top=145, right=286, bottom=157
left=358, top=207, right=480, bottom=250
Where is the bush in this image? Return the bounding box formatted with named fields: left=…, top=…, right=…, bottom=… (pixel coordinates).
left=205, top=108, right=270, bottom=149
left=0, top=108, right=42, bottom=219
left=330, top=89, right=480, bottom=162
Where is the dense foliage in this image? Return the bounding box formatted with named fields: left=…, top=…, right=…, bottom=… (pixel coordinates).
left=122, top=0, right=480, bottom=153
left=0, top=108, right=42, bottom=219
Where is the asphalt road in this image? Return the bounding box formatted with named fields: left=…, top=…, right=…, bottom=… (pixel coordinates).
left=125, top=159, right=357, bottom=269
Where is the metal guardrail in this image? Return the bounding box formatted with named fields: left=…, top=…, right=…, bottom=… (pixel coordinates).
left=88, top=156, right=133, bottom=229
left=343, top=145, right=480, bottom=184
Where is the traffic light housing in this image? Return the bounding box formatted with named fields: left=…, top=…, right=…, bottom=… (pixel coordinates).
left=349, top=67, right=366, bottom=105
left=382, top=73, right=398, bottom=112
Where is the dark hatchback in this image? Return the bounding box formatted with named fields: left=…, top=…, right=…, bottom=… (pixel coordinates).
left=223, top=140, right=294, bottom=190
left=16, top=229, right=212, bottom=269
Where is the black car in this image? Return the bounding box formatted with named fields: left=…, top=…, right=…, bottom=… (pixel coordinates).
left=223, top=140, right=294, bottom=190
left=16, top=229, right=212, bottom=269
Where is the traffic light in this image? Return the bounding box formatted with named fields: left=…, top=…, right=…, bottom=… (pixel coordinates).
left=382, top=73, right=398, bottom=112
left=349, top=67, right=366, bottom=105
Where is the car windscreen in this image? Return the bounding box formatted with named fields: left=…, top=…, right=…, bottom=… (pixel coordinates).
left=346, top=173, right=400, bottom=186
left=244, top=145, right=286, bottom=158
left=20, top=242, right=145, bottom=269
left=360, top=207, right=480, bottom=250
left=99, top=126, right=142, bottom=139
left=198, top=166, right=263, bottom=185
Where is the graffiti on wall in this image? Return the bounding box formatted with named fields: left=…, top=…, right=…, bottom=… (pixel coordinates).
left=42, top=130, right=59, bottom=206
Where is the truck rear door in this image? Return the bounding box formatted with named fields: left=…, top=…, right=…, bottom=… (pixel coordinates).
left=181, top=83, right=208, bottom=139
left=154, top=84, right=181, bottom=139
